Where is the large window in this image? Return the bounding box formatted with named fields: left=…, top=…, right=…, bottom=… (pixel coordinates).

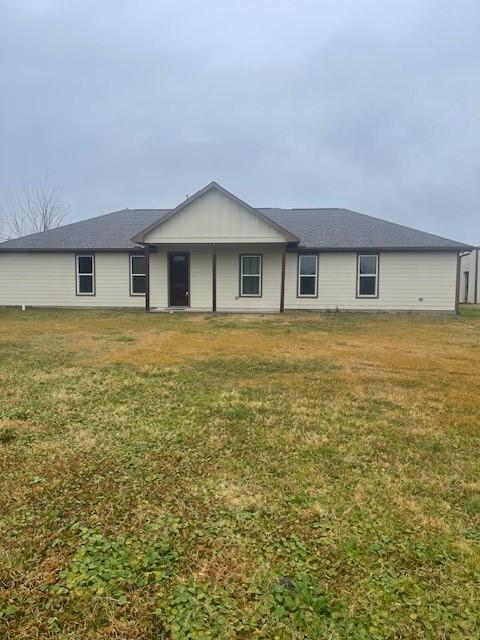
left=76, top=255, right=95, bottom=295
left=357, top=254, right=379, bottom=297
left=130, top=255, right=146, bottom=295
left=240, top=255, right=262, bottom=297
left=297, top=254, right=318, bottom=297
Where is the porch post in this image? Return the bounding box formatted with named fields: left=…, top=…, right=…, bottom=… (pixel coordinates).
left=455, top=252, right=461, bottom=314
left=280, top=243, right=286, bottom=313
left=145, top=244, right=150, bottom=312
left=212, top=243, right=217, bottom=312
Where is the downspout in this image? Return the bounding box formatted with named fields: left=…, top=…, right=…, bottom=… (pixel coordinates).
left=280, top=243, right=286, bottom=313
left=212, top=243, right=217, bottom=312
left=455, top=252, right=461, bottom=314
left=475, top=247, right=479, bottom=305
left=145, top=244, right=150, bottom=312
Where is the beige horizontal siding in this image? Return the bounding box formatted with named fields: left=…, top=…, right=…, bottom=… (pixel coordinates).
left=0, top=252, right=144, bottom=308
left=216, top=244, right=282, bottom=312
left=284, top=251, right=458, bottom=311
left=0, top=248, right=458, bottom=312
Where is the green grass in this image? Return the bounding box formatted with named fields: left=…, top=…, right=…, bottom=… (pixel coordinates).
left=0, top=308, right=479, bottom=639
left=459, top=303, right=480, bottom=318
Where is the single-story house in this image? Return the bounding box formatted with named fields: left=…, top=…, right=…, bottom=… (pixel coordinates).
left=0, top=181, right=473, bottom=313
left=459, top=248, right=479, bottom=304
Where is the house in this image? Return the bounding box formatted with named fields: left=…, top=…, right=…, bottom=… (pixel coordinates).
left=0, top=181, right=473, bottom=313
left=459, top=248, right=479, bottom=304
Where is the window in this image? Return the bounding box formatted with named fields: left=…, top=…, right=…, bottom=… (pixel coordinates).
left=297, top=254, right=318, bottom=297
left=76, top=254, right=95, bottom=295
left=130, top=255, right=146, bottom=295
left=357, top=254, right=379, bottom=297
left=240, top=255, right=262, bottom=296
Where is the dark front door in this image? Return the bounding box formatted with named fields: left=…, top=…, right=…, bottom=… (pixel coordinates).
left=169, top=252, right=189, bottom=306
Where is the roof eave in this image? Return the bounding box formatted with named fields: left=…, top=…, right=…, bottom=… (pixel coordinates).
left=0, top=246, right=145, bottom=253
left=290, top=245, right=474, bottom=252
left=0, top=244, right=472, bottom=253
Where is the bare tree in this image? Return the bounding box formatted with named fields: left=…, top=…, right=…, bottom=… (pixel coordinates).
left=2, top=180, right=68, bottom=238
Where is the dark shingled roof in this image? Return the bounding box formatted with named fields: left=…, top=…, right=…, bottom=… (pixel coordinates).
left=261, top=208, right=471, bottom=250
left=0, top=209, right=170, bottom=251
left=0, top=205, right=471, bottom=252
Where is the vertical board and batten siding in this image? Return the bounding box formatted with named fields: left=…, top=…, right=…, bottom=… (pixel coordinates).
left=0, top=252, right=144, bottom=307
left=284, top=251, right=458, bottom=311
left=144, top=189, right=286, bottom=244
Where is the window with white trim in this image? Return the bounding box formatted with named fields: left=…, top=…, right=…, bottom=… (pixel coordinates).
left=76, top=255, right=95, bottom=295
left=298, top=254, right=318, bottom=297
left=130, top=255, right=146, bottom=295
left=357, top=254, right=378, bottom=297
left=240, top=255, right=262, bottom=296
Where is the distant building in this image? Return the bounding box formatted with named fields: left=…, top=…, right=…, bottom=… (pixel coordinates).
left=460, top=248, right=479, bottom=304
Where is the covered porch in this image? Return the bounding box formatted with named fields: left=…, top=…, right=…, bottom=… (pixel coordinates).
left=144, top=242, right=287, bottom=313
left=129, top=181, right=298, bottom=313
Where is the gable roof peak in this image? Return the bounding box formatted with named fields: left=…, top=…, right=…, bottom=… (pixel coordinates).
left=130, top=181, right=298, bottom=244
left=183, top=180, right=226, bottom=202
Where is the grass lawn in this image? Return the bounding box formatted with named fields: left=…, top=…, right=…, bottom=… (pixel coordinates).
left=1, top=307, right=480, bottom=639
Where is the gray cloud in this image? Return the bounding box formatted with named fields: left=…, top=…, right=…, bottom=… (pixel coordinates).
left=1, top=0, right=479, bottom=242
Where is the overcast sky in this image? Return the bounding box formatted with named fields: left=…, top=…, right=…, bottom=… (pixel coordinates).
left=1, top=0, right=479, bottom=243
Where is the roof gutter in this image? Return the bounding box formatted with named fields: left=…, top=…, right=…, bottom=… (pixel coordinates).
left=288, top=245, right=474, bottom=253
left=0, top=245, right=471, bottom=254
left=0, top=246, right=149, bottom=254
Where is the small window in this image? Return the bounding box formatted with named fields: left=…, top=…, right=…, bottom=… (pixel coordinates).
left=298, top=255, right=318, bottom=297
left=240, top=255, right=262, bottom=297
left=357, top=254, right=379, bottom=297
left=76, top=254, right=95, bottom=295
left=130, top=255, right=146, bottom=295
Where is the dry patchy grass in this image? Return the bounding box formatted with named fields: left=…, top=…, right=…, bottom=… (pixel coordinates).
left=0, top=307, right=479, bottom=639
